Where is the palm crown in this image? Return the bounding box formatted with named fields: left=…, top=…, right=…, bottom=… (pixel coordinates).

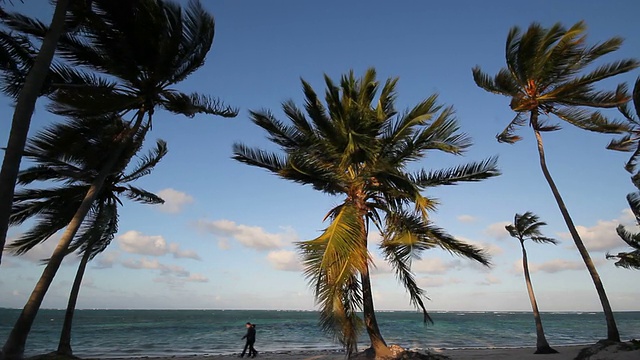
left=506, top=212, right=557, bottom=245
left=473, top=21, right=639, bottom=143
left=8, top=115, right=165, bottom=258
left=234, top=68, right=499, bottom=354
left=0, top=0, right=237, bottom=122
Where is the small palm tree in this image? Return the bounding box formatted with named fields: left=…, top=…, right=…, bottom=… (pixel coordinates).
left=506, top=212, right=558, bottom=354
left=473, top=21, right=639, bottom=342
left=607, top=77, right=640, bottom=270
left=234, top=68, right=499, bottom=357
left=1, top=1, right=236, bottom=358
left=7, top=114, right=165, bottom=356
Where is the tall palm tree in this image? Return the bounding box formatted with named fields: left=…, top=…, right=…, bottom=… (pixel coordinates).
left=0, top=0, right=71, bottom=266
left=607, top=77, right=640, bottom=271
left=472, top=21, right=639, bottom=342
left=234, top=68, right=499, bottom=357
left=505, top=212, right=558, bottom=354
left=1, top=1, right=237, bottom=358
left=7, top=115, right=165, bottom=356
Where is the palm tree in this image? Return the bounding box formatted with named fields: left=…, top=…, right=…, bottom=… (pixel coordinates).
left=7, top=114, right=165, bottom=356
left=607, top=77, right=640, bottom=271
left=1, top=1, right=237, bottom=358
left=472, top=21, right=639, bottom=342
left=234, top=68, right=499, bottom=357
left=0, top=0, right=72, bottom=266
left=505, top=212, right=558, bottom=354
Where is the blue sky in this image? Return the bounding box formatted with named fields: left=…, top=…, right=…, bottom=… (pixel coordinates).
left=1, top=0, right=639, bottom=313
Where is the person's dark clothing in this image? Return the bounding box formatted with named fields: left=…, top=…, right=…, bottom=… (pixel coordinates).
left=240, top=325, right=257, bottom=358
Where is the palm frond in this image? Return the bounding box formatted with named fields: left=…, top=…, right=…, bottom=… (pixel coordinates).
left=496, top=113, right=528, bottom=143
left=296, top=204, right=367, bottom=351
left=552, top=107, right=630, bottom=133
left=232, top=143, right=287, bottom=173
left=162, top=91, right=238, bottom=118
left=124, top=186, right=164, bottom=205
left=120, top=139, right=168, bottom=182
left=412, top=156, right=500, bottom=188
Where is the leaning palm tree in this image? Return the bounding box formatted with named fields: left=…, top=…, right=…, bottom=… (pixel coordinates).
left=473, top=21, right=639, bottom=342
left=606, top=77, right=640, bottom=271
left=0, top=0, right=93, bottom=265
left=7, top=114, right=165, bottom=356
left=1, top=1, right=236, bottom=358
left=234, top=68, right=499, bottom=357
left=506, top=212, right=558, bottom=354
left=0, top=0, right=71, bottom=265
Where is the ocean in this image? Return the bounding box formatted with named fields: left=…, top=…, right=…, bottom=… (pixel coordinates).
left=0, top=309, right=639, bottom=357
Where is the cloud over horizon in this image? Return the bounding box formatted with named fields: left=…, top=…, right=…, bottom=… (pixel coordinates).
left=196, top=219, right=297, bottom=251
left=118, top=230, right=201, bottom=260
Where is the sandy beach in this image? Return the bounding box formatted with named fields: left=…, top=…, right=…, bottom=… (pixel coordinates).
left=94, top=344, right=640, bottom=360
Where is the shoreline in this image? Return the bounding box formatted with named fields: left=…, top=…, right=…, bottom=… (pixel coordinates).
left=81, top=344, right=640, bottom=360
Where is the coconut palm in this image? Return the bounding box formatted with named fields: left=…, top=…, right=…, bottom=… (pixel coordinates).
left=233, top=68, right=499, bottom=357
left=505, top=212, right=558, bottom=354
left=607, top=77, right=640, bottom=270
left=472, top=21, right=639, bottom=342
left=0, top=0, right=73, bottom=266
left=7, top=114, right=165, bottom=356
left=1, top=1, right=236, bottom=358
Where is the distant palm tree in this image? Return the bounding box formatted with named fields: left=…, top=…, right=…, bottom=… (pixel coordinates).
left=7, top=115, right=165, bottom=356
left=1, top=1, right=237, bottom=358
left=505, top=212, right=558, bottom=354
left=473, top=21, right=639, bottom=342
left=607, top=77, right=640, bottom=270
left=234, top=68, right=499, bottom=357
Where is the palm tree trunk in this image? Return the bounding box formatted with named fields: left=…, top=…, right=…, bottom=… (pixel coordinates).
left=360, top=268, right=391, bottom=358
left=358, top=215, right=391, bottom=358
left=57, top=240, right=95, bottom=356
left=0, top=0, right=71, bottom=266
left=1, top=118, right=144, bottom=360
left=532, top=113, right=620, bottom=342
left=520, top=242, right=557, bottom=354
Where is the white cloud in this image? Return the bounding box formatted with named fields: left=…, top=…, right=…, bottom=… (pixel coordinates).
left=457, top=215, right=477, bottom=223
left=196, top=219, right=297, bottom=251
left=484, top=221, right=511, bottom=240
left=529, top=259, right=584, bottom=273
left=153, top=273, right=209, bottom=287
left=559, top=217, right=635, bottom=252
left=157, top=188, right=194, bottom=214
left=267, top=250, right=302, bottom=271
left=117, top=231, right=200, bottom=260
left=121, top=257, right=190, bottom=277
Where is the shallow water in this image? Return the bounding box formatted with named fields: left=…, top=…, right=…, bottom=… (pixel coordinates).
left=1, top=309, right=638, bottom=357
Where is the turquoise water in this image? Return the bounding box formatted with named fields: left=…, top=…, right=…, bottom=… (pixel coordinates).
left=1, top=309, right=639, bottom=357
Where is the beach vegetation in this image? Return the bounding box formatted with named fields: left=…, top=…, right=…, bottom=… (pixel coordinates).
left=0, top=1, right=237, bottom=359
left=473, top=21, right=639, bottom=342
left=6, top=115, right=166, bottom=356
left=505, top=211, right=558, bottom=354
left=233, top=68, right=499, bottom=357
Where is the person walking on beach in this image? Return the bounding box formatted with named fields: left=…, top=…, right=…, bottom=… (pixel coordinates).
left=240, top=322, right=257, bottom=358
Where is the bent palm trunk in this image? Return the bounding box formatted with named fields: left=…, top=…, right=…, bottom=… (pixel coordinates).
left=57, top=240, right=95, bottom=356
left=520, top=242, right=557, bottom=354
left=0, top=0, right=71, bottom=266
left=532, top=112, right=620, bottom=342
